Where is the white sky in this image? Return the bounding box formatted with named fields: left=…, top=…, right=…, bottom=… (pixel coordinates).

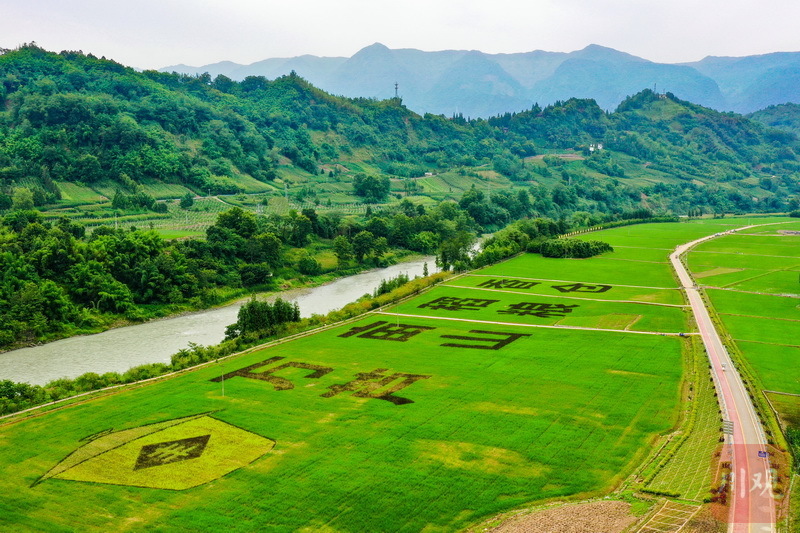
left=2, top=0, right=799, bottom=70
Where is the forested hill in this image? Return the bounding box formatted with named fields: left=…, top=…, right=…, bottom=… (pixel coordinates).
left=749, top=103, right=800, bottom=137
left=1, top=44, right=799, bottom=216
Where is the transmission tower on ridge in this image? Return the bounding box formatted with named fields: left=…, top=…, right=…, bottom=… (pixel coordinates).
left=394, top=82, right=399, bottom=98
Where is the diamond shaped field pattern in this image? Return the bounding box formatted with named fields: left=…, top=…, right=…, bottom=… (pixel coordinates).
left=41, top=414, right=275, bottom=490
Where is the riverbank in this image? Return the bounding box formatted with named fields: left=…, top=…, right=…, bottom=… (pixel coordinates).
left=0, top=254, right=436, bottom=385
left=0, top=268, right=450, bottom=417
left=0, top=250, right=429, bottom=354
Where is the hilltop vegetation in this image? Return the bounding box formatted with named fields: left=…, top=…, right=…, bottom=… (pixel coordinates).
left=1, top=43, right=799, bottom=223
left=749, top=102, right=800, bottom=136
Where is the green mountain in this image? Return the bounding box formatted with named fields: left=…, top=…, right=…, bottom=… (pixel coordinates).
left=2, top=44, right=800, bottom=219
left=749, top=103, right=800, bottom=137
left=537, top=47, right=726, bottom=111
left=687, top=52, right=800, bottom=113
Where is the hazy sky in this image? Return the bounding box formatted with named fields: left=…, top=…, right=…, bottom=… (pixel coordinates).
left=2, top=0, right=799, bottom=69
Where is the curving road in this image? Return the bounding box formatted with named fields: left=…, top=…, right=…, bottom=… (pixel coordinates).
left=670, top=227, right=776, bottom=533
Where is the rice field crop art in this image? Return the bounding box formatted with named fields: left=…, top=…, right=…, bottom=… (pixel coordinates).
left=445, top=274, right=686, bottom=306
left=35, top=413, right=276, bottom=491
left=386, top=284, right=687, bottom=334
left=0, top=313, right=686, bottom=532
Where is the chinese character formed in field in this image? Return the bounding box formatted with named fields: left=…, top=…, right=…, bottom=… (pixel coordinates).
left=338, top=321, right=436, bottom=342
left=551, top=282, right=612, bottom=294
left=477, top=278, right=541, bottom=290
left=418, top=296, right=499, bottom=312
left=321, top=369, right=431, bottom=405
left=439, top=330, right=531, bottom=350
left=498, top=302, right=579, bottom=318
left=210, top=356, right=333, bottom=390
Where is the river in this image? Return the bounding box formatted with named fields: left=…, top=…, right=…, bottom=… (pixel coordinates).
left=0, top=256, right=437, bottom=385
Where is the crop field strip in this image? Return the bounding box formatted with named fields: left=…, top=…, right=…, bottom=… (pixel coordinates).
left=604, top=257, right=672, bottom=264
left=636, top=500, right=701, bottom=533
left=377, top=312, right=695, bottom=337
left=613, top=245, right=674, bottom=250
left=466, top=273, right=683, bottom=292
left=443, top=284, right=687, bottom=308
left=387, top=282, right=689, bottom=334
left=445, top=275, right=686, bottom=305
left=692, top=250, right=800, bottom=260
left=477, top=256, right=681, bottom=288
left=645, top=343, right=722, bottom=502
left=766, top=392, right=800, bottom=428
left=706, top=290, right=800, bottom=321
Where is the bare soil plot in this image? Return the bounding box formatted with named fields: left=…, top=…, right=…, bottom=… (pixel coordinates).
left=489, top=500, right=636, bottom=533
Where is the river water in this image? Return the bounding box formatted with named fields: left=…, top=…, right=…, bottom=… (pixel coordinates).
left=0, top=256, right=437, bottom=385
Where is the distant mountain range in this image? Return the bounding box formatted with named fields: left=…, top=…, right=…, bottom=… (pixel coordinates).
left=160, top=43, right=800, bottom=118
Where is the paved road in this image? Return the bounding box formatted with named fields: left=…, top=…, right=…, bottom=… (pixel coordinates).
left=670, top=227, right=776, bottom=533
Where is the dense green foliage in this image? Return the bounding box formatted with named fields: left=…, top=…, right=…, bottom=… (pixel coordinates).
left=749, top=103, right=800, bottom=137
left=352, top=173, right=391, bottom=202
left=225, top=297, right=300, bottom=340
left=490, top=92, right=800, bottom=213
left=788, top=427, right=800, bottom=464
left=535, top=238, right=614, bottom=258
left=371, top=272, right=410, bottom=298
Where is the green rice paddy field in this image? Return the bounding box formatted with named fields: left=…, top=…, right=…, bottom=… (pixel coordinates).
left=389, top=283, right=687, bottom=333
left=0, top=320, right=685, bottom=532
left=0, top=216, right=792, bottom=531
left=686, top=219, right=800, bottom=428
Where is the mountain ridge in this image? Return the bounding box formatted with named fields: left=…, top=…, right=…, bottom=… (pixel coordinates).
left=160, top=43, right=800, bottom=117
